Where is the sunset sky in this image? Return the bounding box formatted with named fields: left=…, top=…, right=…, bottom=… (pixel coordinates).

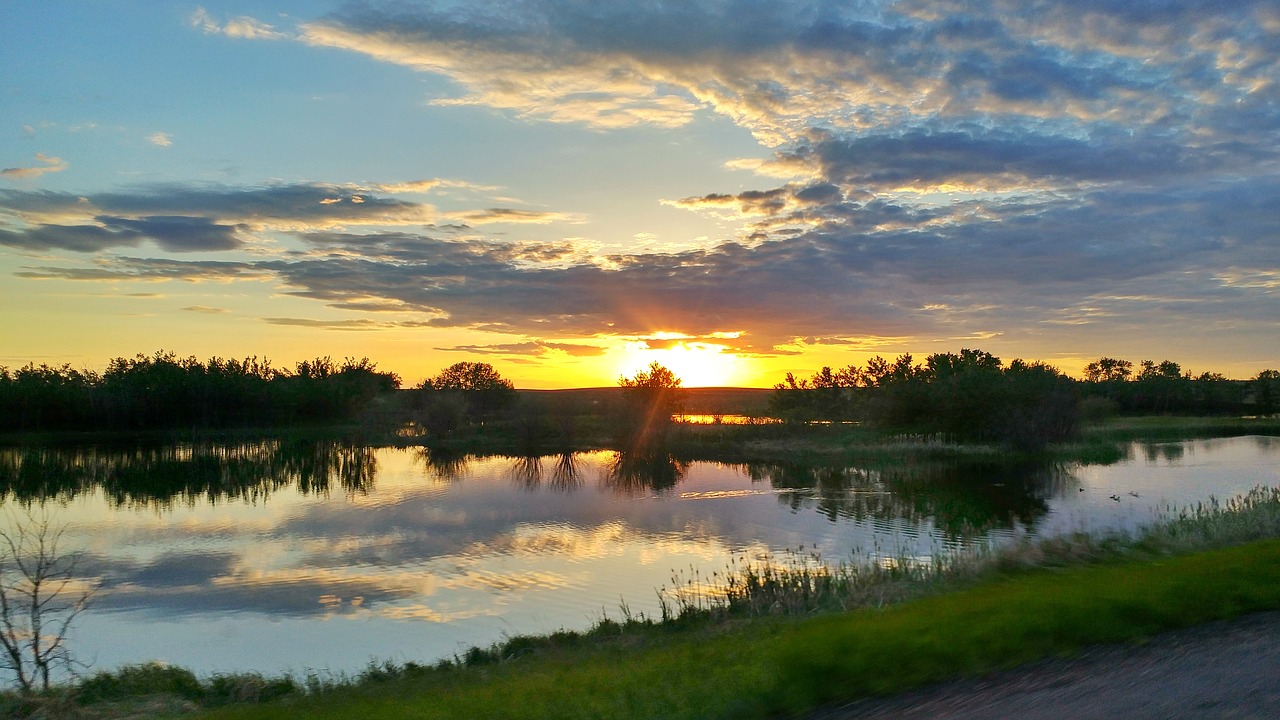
left=3, top=1, right=1278, bottom=388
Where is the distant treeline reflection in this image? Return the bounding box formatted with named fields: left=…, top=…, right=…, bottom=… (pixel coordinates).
left=0, top=441, right=378, bottom=507
left=1, top=442, right=1071, bottom=533
left=742, top=458, right=1071, bottom=534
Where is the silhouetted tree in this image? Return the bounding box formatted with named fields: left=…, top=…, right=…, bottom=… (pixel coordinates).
left=617, top=362, right=685, bottom=447
left=769, top=365, right=864, bottom=422
left=1254, top=369, right=1280, bottom=416
left=775, top=349, right=1078, bottom=450
left=412, top=362, right=516, bottom=436
left=1083, top=357, right=1133, bottom=383
left=421, top=362, right=516, bottom=422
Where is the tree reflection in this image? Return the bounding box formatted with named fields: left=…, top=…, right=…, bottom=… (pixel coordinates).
left=744, top=458, right=1072, bottom=535
left=601, top=451, right=688, bottom=495
left=413, top=447, right=471, bottom=482
left=549, top=453, right=584, bottom=491
left=510, top=455, right=543, bottom=488
left=509, top=453, right=583, bottom=492
left=0, top=441, right=378, bottom=508
left=1141, top=441, right=1186, bottom=464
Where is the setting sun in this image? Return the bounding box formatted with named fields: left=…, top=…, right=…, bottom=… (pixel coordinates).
left=616, top=341, right=748, bottom=387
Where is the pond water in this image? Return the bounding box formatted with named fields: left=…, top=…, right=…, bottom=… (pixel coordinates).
left=0, top=435, right=1276, bottom=680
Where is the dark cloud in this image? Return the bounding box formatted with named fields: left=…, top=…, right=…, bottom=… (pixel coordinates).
left=0, top=183, right=430, bottom=227
left=0, top=215, right=244, bottom=253
left=99, top=216, right=245, bottom=252
left=777, top=127, right=1263, bottom=191
left=15, top=258, right=267, bottom=282
left=1, top=224, right=144, bottom=253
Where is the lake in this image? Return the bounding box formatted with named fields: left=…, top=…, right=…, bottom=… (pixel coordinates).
left=1, top=435, right=1277, bottom=680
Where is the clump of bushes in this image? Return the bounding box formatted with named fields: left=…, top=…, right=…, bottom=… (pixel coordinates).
left=74, top=662, right=301, bottom=707
left=771, top=349, right=1079, bottom=451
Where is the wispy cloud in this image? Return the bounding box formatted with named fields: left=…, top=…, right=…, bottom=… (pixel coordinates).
left=147, top=131, right=173, bottom=147
left=263, top=317, right=385, bottom=331
left=2, top=153, right=69, bottom=179
left=191, top=7, right=288, bottom=41
left=437, top=341, right=608, bottom=358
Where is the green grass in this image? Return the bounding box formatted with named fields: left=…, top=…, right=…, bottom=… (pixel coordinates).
left=767, top=540, right=1280, bottom=711
left=165, top=539, right=1280, bottom=720
left=1081, top=415, right=1280, bottom=443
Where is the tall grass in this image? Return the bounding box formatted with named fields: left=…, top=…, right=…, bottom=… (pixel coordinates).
left=655, top=485, right=1280, bottom=624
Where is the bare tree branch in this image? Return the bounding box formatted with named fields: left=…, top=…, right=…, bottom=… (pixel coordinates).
left=0, top=507, right=95, bottom=694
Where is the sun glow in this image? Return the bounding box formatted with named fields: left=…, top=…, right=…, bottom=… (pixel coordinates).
left=616, top=341, right=747, bottom=387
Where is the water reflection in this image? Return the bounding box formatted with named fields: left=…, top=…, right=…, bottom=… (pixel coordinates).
left=1139, top=441, right=1187, bottom=464
left=509, top=454, right=583, bottom=492
left=0, top=436, right=1275, bottom=680
left=0, top=441, right=1070, bottom=532
left=0, top=441, right=377, bottom=507
left=413, top=447, right=471, bottom=482
left=602, top=451, right=689, bottom=495
left=742, top=459, right=1070, bottom=534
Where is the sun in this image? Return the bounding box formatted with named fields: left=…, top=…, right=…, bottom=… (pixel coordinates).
left=616, top=342, right=747, bottom=387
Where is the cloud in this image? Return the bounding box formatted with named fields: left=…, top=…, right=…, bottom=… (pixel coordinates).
left=15, top=258, right=269, bottom=282
left=263, top=317, right=385, bottom=331
left=10, top=0, right=1272, bottom=363
left=191, top=6, right=288, bottom=41
left=1, top=153, right=68, bottom=179
left=260, top=0, right=1278, bottom=149
left=0, top=216, right=246, bottom=253
left=0, top=182, right=435, bottom=231
left=445, top=207, right=584, bottom=225
left=182, top=305, right=229, bottom=314
left=437, top=341, right=608, bottom=358
left=147, top=131, right=173, bottom=147
left=16, top=165, right=1279, bottom=354
left=0, top=181, right=575, bottom=255
left=368, top=178, right=500, bottom=194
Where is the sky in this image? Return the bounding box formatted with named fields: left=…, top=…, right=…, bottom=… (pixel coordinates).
left=2, top=1, right=1278, bottom=388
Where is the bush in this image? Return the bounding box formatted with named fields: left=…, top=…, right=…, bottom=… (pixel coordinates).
left=76, top=662, right=204, bottom=704
left=205, top=672, right=299, bottom=706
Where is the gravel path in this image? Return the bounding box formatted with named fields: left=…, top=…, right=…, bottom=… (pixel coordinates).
left=799, top=611, right=1280, bottom=720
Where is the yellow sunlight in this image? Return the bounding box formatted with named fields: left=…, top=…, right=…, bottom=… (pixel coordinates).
left=616, top=342, right=748, bottom=387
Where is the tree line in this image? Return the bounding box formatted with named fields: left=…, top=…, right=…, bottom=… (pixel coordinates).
left=1077, top=357, right=1277, bottom=416
left=5, top=349, right=1275, bottom=448
left=0, top=352, right=400, bottom=433
left=769, top=350, right=1279, bottom=451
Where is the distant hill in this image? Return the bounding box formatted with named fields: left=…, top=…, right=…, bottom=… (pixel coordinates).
left=519, top=387, right=774, bottom=415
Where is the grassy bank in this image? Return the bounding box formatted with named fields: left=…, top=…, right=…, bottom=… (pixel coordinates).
left=13, top=484, right=1280, bottom=720
left=158, top=540, right=1280, bottom=720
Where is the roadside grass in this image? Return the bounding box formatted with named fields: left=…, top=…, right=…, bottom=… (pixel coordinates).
left=766, top=539, right=1280, bottom=711
left=165, top=538, right=1280, bottom=720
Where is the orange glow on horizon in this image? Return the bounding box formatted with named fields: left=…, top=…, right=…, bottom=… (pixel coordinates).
left=614, top=341, right=749, bottom=387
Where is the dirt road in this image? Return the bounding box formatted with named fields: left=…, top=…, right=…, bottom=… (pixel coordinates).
left=801, top=611, right=1280, bottom=720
